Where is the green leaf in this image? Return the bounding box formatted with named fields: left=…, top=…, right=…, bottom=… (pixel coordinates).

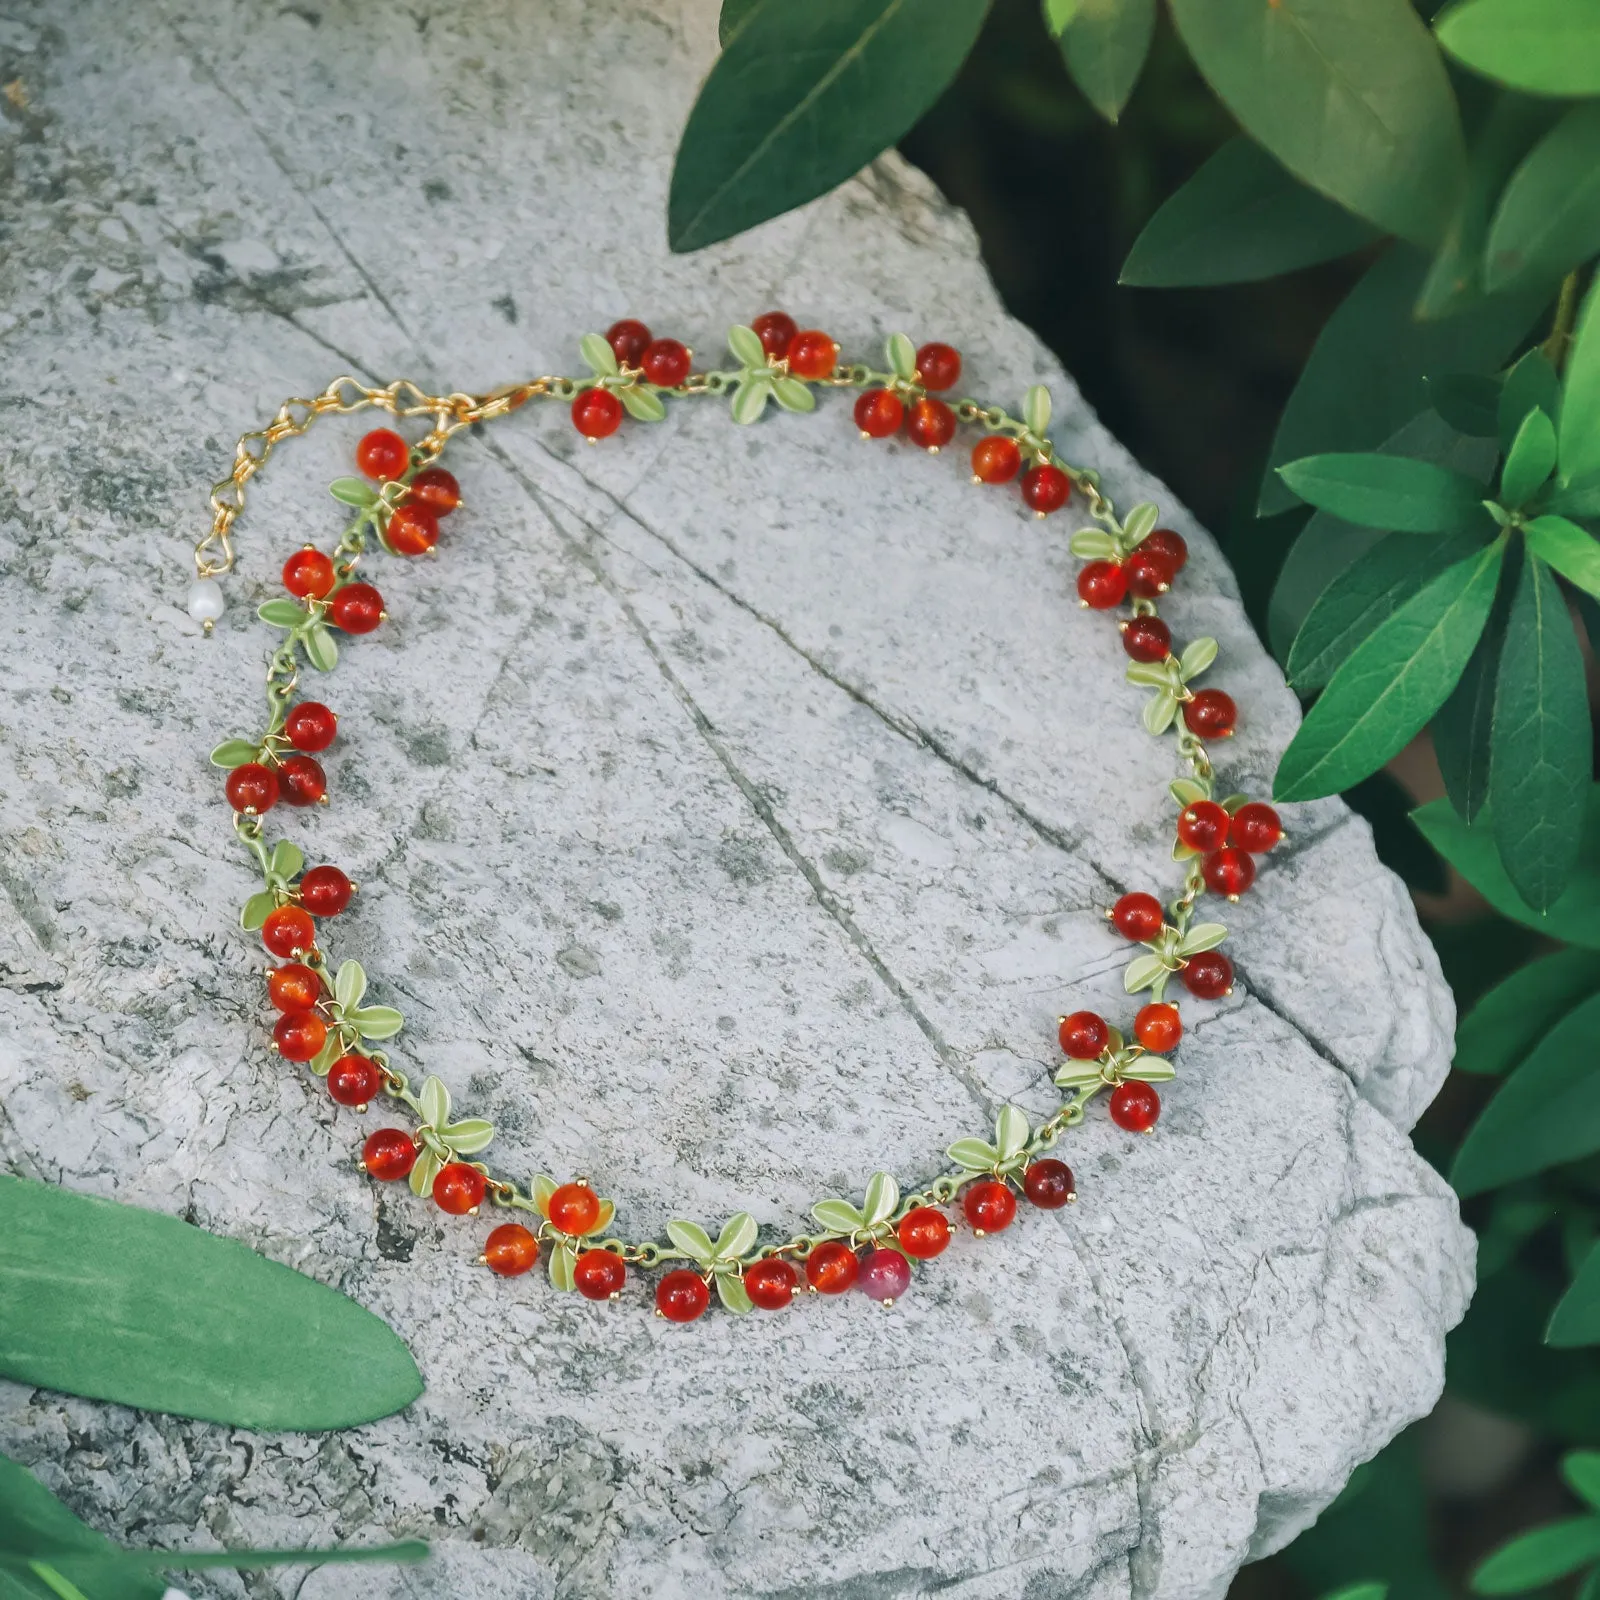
left=1124, top=1055, right=1174, bottom=1082
left=1168, top=0, right=1465, bottom=247
left=1562, top=279, right=1600, bottom=486
left=714, top=1211, right=759, bottom=1260
left=730, top=375, right=772, bottom=425
left=887, top=332, right=917, bottom=380
left=1452, top=989, right=1600, bottom=1194
left=547, top=1239, right=576, bottom=1292
left=1526, top=515, right=1600, bottom=600
left=0, top=1176, right=421, bottom=1429
left=1502, top=349, right=1564, bottom=451
left=668, top=0, right=991, bottom=252
left=239, top=891, right=276, bottom=932
left=1055, top=0, right=1155, bottom=122
left=268, top=840, right=303, bottom=881
left=1429, top=373, right=1500, bottom=437
left=1122, top=503, right=1158, bottom=544
left=946, top=1138, right=1000, bottom=1171
left=579, top=333, right=619, bottom=377
left=1548, top=476, right=1600, bottom=517
left=418, top=1075, right=450, bottom=1129
left=1434, top=584, right=1510, bottom=821
left=995, top=1104, right=1028, bottom=1158
left=309, top=1032, right=340, bottom=1077
left=716, top=1273, right=753, bottom=1316
left=1121, top=136, right=1379, bottom=288
left=719, top=0, right=760, bottom=44
left=334, top=959, right=366, bottom=1012
left=1259, top=244, right=1546, bottom=515
left=1141, top=690, right=1178, bottom=736
left=1124, top=952, right=1168, bottom=991
left=618, top=386, right=667, bottom=422
left=1323, top=1586, right=1388, bottom=1600
left=1277, top=453, right=1493, bottom=532
left=811, top=1198, right=867, bottom=1232
left=1486, top=106, right=1600, bottom=294
left=771, top=377, right=816, bottom=413
left=1470, top=1516, right=1600, bottom=1592
left=1178, top=636, right=1217, bottom=679
left=1043, top=0, right=1079, bottom=34
left=407, top=1147, right=441, bottom=1199
left=666, top=1220, right=715, bottom=1263
left=1070, top=529, right=1120, bottom=559
left=303, top=624, right=338, bottom=673
left=209, top=738, right=259, bottom=768
left=1437, top=0, right=1600, bottom=97
left=328, top=476, right=378, bottom=508
left=1501, top=409, right=1559, bottom=508
left=1275, top=539, right=1506, bottom=801
left=1456, top=948, right=1600, bottom=1077
left=1489, top=545, right=1590, bottom=909
left=1024, top=384, right=1052, bottom=435
left=727, top=324, right=767, bottom=368
left=257, top=598, right=307, bottom=628
left=861, top=1172, right=899, bottom=1227
left=1176, top=923, right=1228, bottom=956
left=348, top=1005, right=402, bottom=1040
left=440, top=1118, right=493, bottom=1156
left=1170, top=778, right=1210, bottom=807
left=1566, top=1452, right=1600, bottom=1510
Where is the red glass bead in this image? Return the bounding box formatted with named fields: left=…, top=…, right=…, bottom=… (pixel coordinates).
left=284, top=701, right=337, bottom=752
left=433, top=1162, right=487, bottom=1215
left=641, top=338, right=692, bottom=387
left=1023, top=1158, right=1075, bottom=1209
left=1122, top=616, right=1171, bottom=663
left=804, top=1239, right=859, bottom=1294
left=356, top=428, right=410, bottom=481
left=279, top=755, right=326, bottom=807
left=854, top=388, right=904, bottom=438
left=1134, top=1002, right=1182, bottom=1054
left=905, top=396, right=956, bottom=451
left=299, top=865, right=352, bottom=917
left=744, top=1257, right=799, bottom=1311
left=572, top=388, right=624, bottom=439
left=1021, top=463, right=1071, bottom=515
left=484, top=1222, right=540, bottom=1277
left=1140, top=528, right=1188, bottom=572
left=897, top=1206, right=951, bottom=1260
left=574, top=1248, right=628, bottom=1300
left=1183, top=689, right=1237, bottom=740
left=225, top=762, right=278, bottom=815
left=1124, top=546, right=1177, bottom=598
left=547, top=1182, right=601, bottom=1236
left=1059, top=1010, right=1109, bottom=1060
left=915, top=341, right=961, bottom=392
left=267, top=963, right=321, bottom=1013
left=261, top=905, right=316, bottom=958
left=328, top=1054, right=384, bottom=1107
left=1203, top=846, right=1256, bottom=899
left=656, top=1268, right=711, bottom=1322
left=274, top=1010, right=327, bottom=1062
left=1183, top=950, right=1234, bottom=1000
left=1231, top=802, right=1283, bottom=854
left=328, top=583, right=384, bottom=634
left=408, top=467, right=461, bottom=515
left=282, top=548, right=335, bottom=600
left=1110, top=1080, right=1161, bottom=1132
left=387, top=502, right=439, bottom=557
left=751, top=311, right=797, bottom=360
left=1176, top=801, right=1230, bottom=854
left=962, top=1178, right=1017, bottom=1235
left=786, top=329, right=837, bottom=380
left=1112, top=891, right=1165, bottom=942
left=362, top=1127, right=417, bottom=1181
left=971, top=435, right=1021, bottom=484
left=1077, top=561, right=1127, bottom=609
left=605, top=318, right=652, bottom=367
left=858, top=1247, right=911, bottom=1302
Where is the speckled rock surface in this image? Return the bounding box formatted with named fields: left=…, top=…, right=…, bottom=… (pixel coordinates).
left=0, top=2, right=1470, bottom=1597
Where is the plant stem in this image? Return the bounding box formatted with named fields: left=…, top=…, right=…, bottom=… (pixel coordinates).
left=1542, top=270, right=1583, bottom=372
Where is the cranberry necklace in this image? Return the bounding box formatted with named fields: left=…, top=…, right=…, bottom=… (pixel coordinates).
left=192, top=313, right=1282, bottom=1323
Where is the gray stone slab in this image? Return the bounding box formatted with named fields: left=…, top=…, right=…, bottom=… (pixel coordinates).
left=0, top=2, right=1470, bottom=1596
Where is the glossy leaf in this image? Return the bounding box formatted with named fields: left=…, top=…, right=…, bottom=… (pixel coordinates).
left=1437, top=0, right=1600, bottom=97
left=579, top=333, right=618, bottom=377
left=812, top=1198, right=866, bottom=1232
left=1176, top=922, right=1227, bottom=955
left=1277, top=453, right=1491, bottom=532
left=257, top=598, right=306, bottom=628
left=666, top=1220, right=715, bottom=1262
left=1490, top=546, right=1590, bottom=909
left=716, top=1273, right=753, bottom=1316
left=1124, top=952, right=1168, bottom=991
left=1168, top=0, right=1465, bottom=247
left=334, top=959, right=366, bottom=1012
left=268, top=840, right=302, bottom=882
left=618, top=386, right=667, bottom=423
left=1275, top=540, right=1505, bottom=800
left=886, top=332, right=917, bottom=380
left=771, top=377, right=816, bottom=413
left=1054, top=0, right=1154, bottom=122
left=418, top=1075, right=449, bottom=1129
left=1434, top=586, right=1509, bottom=822
left=439, top=1118, right=493, bottom=1157
left=1025, top=384, right=1052, bottom=435
left=1525, top=515, right=1600, bottom=600
left=1501, top=348, right=1563, bottom=452
left=547, top=1239, right=576, bottom=1292
left=1500, top=410, right=1558, bottom=507
left=714, top=1211, right=759, bottom=1259
left=730, top=375, right=772, bottom=425
left=1121, top=136, right=1379, bottom=288
left=1561, top=279, right=1600, bottom=486
left=861, top=1172, right=899, bottom=1227
left=668, top=0, right=991, bottom=252
left=1455, top=948, right=1600, bottom=1077
left=1470, top=1516, right=1600, bottom=1590
left=209, top=739, right=258, bottom=768
left=946, top=1138, right=999, bottom=1172
left=995, top=1105, right=1028, bottom=1158
left=0, top=1176, right=421, bottom=1429
left=727, top=324, right=766, bottom=368
left=239, top=891, right=276, bottom=932
left=1486, top=106, right=1600, bottom=294
left=303, top=625, right=338, bottom=673
left=347, top=1004, right=403, bottom=1040
left=328, top=476, right=378, bottom=508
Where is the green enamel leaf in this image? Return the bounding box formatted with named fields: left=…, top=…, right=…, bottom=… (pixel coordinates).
left=995, top=1104, right=1029, bottom=1159
left=668, top=0, right=990, bottom=252
left=1055, top=1060, right=1103, bottom=1089
left=666, top=1220, right=715, bottom=1263
left=727, top=324, right=766, bottom=368
left=887, top=332, right=917, bottom=381
left=1024, top=384, right=1052, bottom=435
left=1170, top=778, right=1210, bottom=807
left=1127, top=661, right=1174, bottom=689
left=579, top=333, right=619, bottom=377
left=303, top=625, right=338, bottom=673
left=1121, top=135, right=1379, bottom=287
left=1055, top=0, right=1155, bottom=122
left=329, top=476, right=378, bottom=508
left=1437, top=0, right=1600, bottom=97
left=1168, top=0, right=1465, bottom=247
left=861, top=1172, right=899, bottom=1228
left=547, top=1240, right=577, bottom=1292
left=441, top=1119, right=493, bottom=1157
left=1455, top=948, right=1600, bottom=1077
left=268, top=840, right=303, bottom=881
left=1124, top=1056, right=1175, bottom=1082
left=417, top=1075, right=450, bottom=1129
left=348, top=1005, right=404, bottom=1041
left=532, top=1174, right=557, bottom=1212
left=1178, top=636, right=1217, bottom=680
left=585, top=1198, right=615, bottom=1237
left=210, top=739, right=259, bottom=768
left=1525, top=516, right=1600, bottom=602
left=0, top=1175, right=421, bottom=1429
left=1429, top=374, right=1501, bottom=438
left=946, top=1138, right=1000, bottom=1172
left=1486, top=106, right=1600, bottom=294
left=1141, top=691, right=1179, bottom=736
left=771, top=377, right=816, bottom=413
left=1470, top=1516, right=1600, bottom=1592
left=1124, top=952, right=1168, bottom=992
left=716, top=1272, right=753, bottom=1316
left=1122, top=503, right=1158, bottom=545
left=1177, top=923, right=1227, bottom=957
left=334, top=959, right=366, bottom=1012
left=618, top=386, right=667, bottom=422
left=1274, top=540, right=1506, bottom=801
left=309, top=1033, right=341, bottom=1078
left=1277, top=453, right=1493, bottom=533
left=257, top=598, right=307, bottom=628
left=239, top=891, right=276, bottom=931
left=811, top=1198, right=866, bottom=1233
left=730, top=375, right=772, bottom=425
left=408, top=1148, right=441, bottom=1199
left=714, top=1211, right=759, bottom=1260
left=1070, top=529, right=1119, bottom=560
left=1563, top=280, right=1600, bottom=488
left=1501, top=409, right=1558, bottom=508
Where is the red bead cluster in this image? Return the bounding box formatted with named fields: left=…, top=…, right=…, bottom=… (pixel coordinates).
left=1177, top=800, right=1283, bottom=901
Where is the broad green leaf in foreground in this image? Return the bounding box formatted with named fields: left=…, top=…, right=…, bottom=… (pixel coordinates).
left=1121, top=135, right=1378, bottom=287
left=1501, top=348, right=1563, bottom=453
left=1489, top=547, right=1590, bottom=910
left=1277, top=452, right=1492, bottom=532
left=1486, top=105, right=1600, bottom=294
left=669, top=0, right=990, bottom=251
left=1437, top=0, right=1600, bottom=98
left=1454, top=948, right=1600, bottom=1078
left=0, top=1176, right=422, bottom=1429
left=1551, top=1250, right=1600, bottom=1350
left=1525, top=516, right=1600, bottom=602
left=1433, top=584, right=1508, bottom=822
left=1499, top=409, right=1558, bottom=507
left=1470, top=1515, right=1600, bottom=1591
left=1561, top=278, right=1600, bottom=487
left=1168, top=0, right=1465, bottom=247
left=1275, top=539, right=1505, bottom=801
left=1054, top=0, right=1155, bottom=123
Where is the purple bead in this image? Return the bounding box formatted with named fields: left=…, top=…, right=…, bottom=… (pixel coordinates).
left=858, top=1246, right=912, bottom=1303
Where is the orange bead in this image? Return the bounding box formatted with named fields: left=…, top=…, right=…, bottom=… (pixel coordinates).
left=971, top=435, right=1021, bottom=484
left=547, top=1182, right=601, bottom=1235
left=1134, top=1002, right=1182, bottom=1054
left=433, top=1162, right=486, bottom=1214
left=273, top=1010, right=327, bottom=1062
left=897, top=1206, right=951, bottom=1260
left=386, top=501, right=439, bottom=556
left=483, top=1223, right=539, bottom=1277
left=356, top=428, right=410, bottom=481
left=786, top=330, right=837, bottom=380
left=268, top=963, right=321, bottom=1013
left=804, top=1240, right=859, bottom=1294
left=408, top=467, right=461, bottom=515
left=262, top=905, right=316, bottom=959
left=574, top=1248, right=628, bottom=1300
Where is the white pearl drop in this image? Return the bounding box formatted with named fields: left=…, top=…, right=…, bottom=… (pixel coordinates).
left=186, top=578, right=225, bottom=624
